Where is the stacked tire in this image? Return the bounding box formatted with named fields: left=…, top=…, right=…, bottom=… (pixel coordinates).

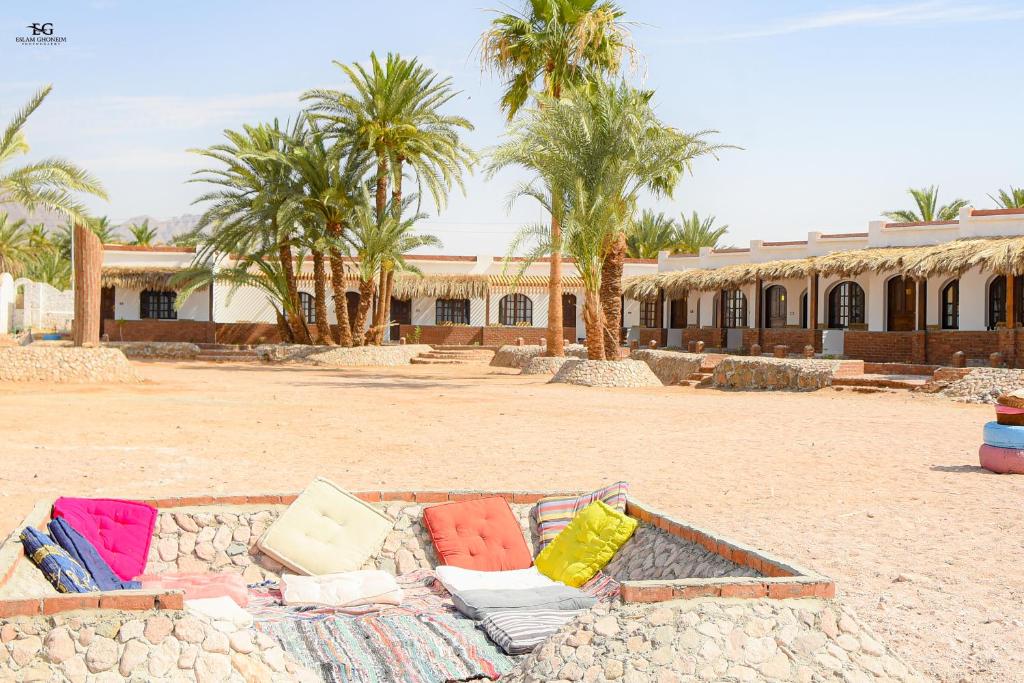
left=980, top=392, right=1024, bottom=473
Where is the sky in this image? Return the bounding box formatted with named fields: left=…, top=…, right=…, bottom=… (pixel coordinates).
left=1, top=0, right=1022, bottom=254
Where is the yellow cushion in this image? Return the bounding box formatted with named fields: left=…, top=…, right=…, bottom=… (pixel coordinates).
left=534, top=500, right=638, bottom=587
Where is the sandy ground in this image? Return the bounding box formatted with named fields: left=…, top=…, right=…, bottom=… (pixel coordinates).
left=2, top=360, right=1021, bottom=682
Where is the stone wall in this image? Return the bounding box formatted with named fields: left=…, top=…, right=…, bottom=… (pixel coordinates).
left=712, top=357, right=839, bottom=391
left=104, top=342, right=200, bottom=360
left=550, top=360, right=662, bottom=388
left=255, top=344, right=432, bottom=366
left=604, top=524, right=759, bottom=582
left=490, top=343, right=588, bottom=369
left=504, top=597, right=923, bottom=683
left=0, top=347, right=141, bottom=384
left=521, top=356, right=571, bottom=375
left=938, top=368, right=1024, bottom=403
left=630, top=350, right=705, bottom=385
left=0, top=608, right=312, bottom=682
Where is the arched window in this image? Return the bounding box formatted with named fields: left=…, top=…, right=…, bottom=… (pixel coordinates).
left=724, top=290, right=746, bottom=328
left=140, top=290, right=176, bottom=320
left=498, top=294, right=532, bottom=326
left=800, top=290, right=808, bottom=329
left=764, top=285, right=787, bottom=328
left=298, top=292, right=316, bottom=324
left=988, top=276, right=1024, bottom=329
left=435, top=298, right=470, bottom=325
left=561, top=294, right=577, bottom=327
left=345, top=291, right=360, bottom=324
left=941, top=280, right=959, bottom=330
left=827, top=281, right=864, bottom=329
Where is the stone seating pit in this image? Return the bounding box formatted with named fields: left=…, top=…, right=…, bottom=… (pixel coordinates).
left=0, top=491, right=923, bottom=682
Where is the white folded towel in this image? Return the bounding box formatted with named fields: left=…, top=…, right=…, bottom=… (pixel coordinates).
left=281, top=570, right=404, bottom=607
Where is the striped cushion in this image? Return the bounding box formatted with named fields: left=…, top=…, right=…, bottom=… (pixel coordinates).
left=477, top=609, right=581, bottom=655
left=534, top=482, right=628, bottom=549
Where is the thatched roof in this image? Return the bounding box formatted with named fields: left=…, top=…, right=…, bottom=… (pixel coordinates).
left=101, top=267, right=193, bottom=291
left=391, top=274, right=490, bottom=300
left=623, top=236, right=1024, bottom=298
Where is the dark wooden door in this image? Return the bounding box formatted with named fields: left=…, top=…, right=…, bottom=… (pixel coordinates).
left=100, top=287, right=115, bottom=322
left=765, top=286, right=786, bottom=328
left=887, top=277, right=916, bottom=331
left=389, top=298, right=411, bottom=341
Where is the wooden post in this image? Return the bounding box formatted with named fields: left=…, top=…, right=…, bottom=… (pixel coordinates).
left=754, top=276, right=763, bottom=346
left=719, top=289, right=728, bottom=348
left=485, top=290, right=491, bottom=326
left=72, top=224, right=102, bottom=347
left=1008, top=274, right=1017, bottom=329
left=809, top=274, right=819, bottom=330
left=916, top=278, right=927, bottom=331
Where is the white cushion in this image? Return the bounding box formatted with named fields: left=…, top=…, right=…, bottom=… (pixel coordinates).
left=185, top=597, right=253, bottom=628
left=435, top=565, right=556, bottom=594
left=281, top=570, right=403, bottom=607
left=257, top=477, right=393, bottom=575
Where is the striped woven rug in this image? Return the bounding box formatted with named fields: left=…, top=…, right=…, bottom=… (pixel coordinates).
left=255, top=611, right=515, bottom=683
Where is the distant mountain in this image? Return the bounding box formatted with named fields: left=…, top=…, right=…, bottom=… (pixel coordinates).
left=0, top=204, right=201, bottom=244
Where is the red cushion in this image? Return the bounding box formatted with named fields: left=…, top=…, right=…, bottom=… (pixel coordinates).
left=422, top=497, right=532, bottom=571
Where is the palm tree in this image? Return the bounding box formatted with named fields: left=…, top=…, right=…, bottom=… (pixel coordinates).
left=87, top=216, right=121, bottom=243
left=884, top=186, right=969, bottom=223
left=990, top=186, right=1024, bottom=209
left=346, top=193, right=440, bottom=344
left=481, top=1, right=633, bottom=356
left=626, top=210, right=678, bottom=258
left=0, top=85, right=107, bottom=223
left=0, top=213, right=30, bottom=275
left=270, top=118, right=372, bottom=346
left=498, top=80, right=728, bottom=359
left=127, top=219, right=158, bottom=246
left=675, top=211, right=728, bottom=254
left=304, top=52, right=475, bottom=344
left=189, top=120, right=313, bottom=344
left=22, top=248, right=71, bottom=290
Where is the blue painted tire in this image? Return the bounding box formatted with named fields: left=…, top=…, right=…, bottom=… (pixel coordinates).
left=982, top=421, right=1024, bottom=449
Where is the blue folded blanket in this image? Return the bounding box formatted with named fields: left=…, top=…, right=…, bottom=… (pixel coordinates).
left=48, top=517, right=141, bottom=591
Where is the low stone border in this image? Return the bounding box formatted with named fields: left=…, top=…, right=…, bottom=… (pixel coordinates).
left=490, top=344, right=587, bottom=369
left=0, top=490, right=833, bottom=618
left=712, top=357, right=843, bottom=391
left=549, top=359, right=662, bottom=387
left=521, top=356, right=571, bottom=375
left=104, top=342, right=200, bottom=360
left=630, top=349, right=706, bottom=385
left=0, top=347, right=141, bottom=384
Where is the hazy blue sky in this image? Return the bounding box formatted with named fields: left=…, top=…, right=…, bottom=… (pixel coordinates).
left=2, top=1, right=1022, bottom=253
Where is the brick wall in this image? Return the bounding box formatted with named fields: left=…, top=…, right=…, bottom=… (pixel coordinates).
left=103, top=319, right=215, bottom=343
left=639, top=329, right=666, bottom=347
left=681, top=327, right=723, bottom=348
left=925, top=330, right=1008, bottom=365
left=398, top=325, right=482, bottom=345
left=481, top=327, right=575, bottom=346
left=843, top=331, right=926, bottom=363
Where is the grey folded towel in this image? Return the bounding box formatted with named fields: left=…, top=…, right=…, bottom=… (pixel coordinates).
left=452, top=585, right=597, bottom=620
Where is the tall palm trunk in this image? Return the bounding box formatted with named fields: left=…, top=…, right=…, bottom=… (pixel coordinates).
left=547, top=214, right=564, bottom=357
left=326, top=221, right=353, bottom=346
left=353, top=277, right=375, bottom=345
left=583, top=289, right=605, bottom=360
left=600, top=231, right=627, bottom=360
left=378, top=160, right=404, bottom=346
left=311, top=249, right=334, bottom=345
left=370, top=267, right=389, bottom=344
left=279, top=241, right=313, bottom=344
left=275, top=309, right=295, bottom=343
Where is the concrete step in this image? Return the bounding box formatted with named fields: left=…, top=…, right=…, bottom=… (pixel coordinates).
left=420, top=351, right=494, bottom=360
left=410, top=357, right=474, bottom=365
left=432, top=344, right=501, bottom=351
left=196, top=343, right=256, bottom=351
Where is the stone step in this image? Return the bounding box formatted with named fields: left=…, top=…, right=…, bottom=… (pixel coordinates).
left=832, top=375, right=926, bottom=391
left=410, top=357, right=475, bottom=365
left=195, top=354, right=260, bottom=362
left=420, top=351, right=494, bottom=359
left=196, top=343, right=256, bottom=351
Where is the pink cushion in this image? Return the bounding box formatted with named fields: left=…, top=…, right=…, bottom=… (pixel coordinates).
left=979, top=444, right=1024, bottom=474
left=996, top=405, right=1024, bottom=416
left=423, top=497, right=532, bottom=572
left=52, top=497, right=157, bottom=582
left=137, top=572, right=249, bottom=607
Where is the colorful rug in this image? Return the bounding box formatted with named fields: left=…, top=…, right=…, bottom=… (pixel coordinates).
left=254, top=611, right=515, bottom=682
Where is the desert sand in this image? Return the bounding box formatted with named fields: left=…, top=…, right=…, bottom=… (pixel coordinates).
left=2, top=360, right=1020, bottom=682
